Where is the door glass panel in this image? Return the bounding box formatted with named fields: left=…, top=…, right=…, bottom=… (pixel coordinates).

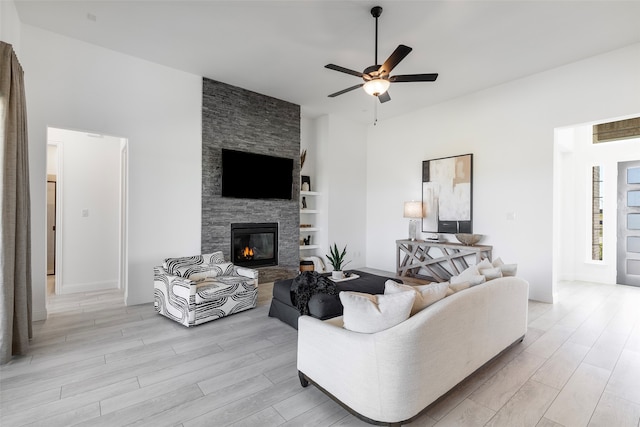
left=628, top=259, right=640, bottom=275
left=628, top=191, right=640, bottom=207
left=592, top=166, right=603, bottom=260
left=628, top=167, right=640, bottom=184
left=630, top=214, right=640, bottom=230
left=629, top=237, right=640, bottom=253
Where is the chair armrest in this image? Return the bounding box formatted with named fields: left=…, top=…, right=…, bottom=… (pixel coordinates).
left=233, top=265, right=259, bottom=281
left=154, top=265, right=196, bottom=294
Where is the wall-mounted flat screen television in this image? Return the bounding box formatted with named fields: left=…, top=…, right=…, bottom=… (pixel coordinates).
left=221, top=149, right=294, bottom=200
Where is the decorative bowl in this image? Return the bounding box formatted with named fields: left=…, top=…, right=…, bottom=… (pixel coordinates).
left=455, top=233, right=483, bottom=246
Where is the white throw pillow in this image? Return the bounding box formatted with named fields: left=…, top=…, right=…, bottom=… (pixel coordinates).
left=203, top=251, right=226, bottom=264
left=340, top=291, right=415, bottom=333
left=446, top=281, right=471, bottom=296
left=477, top=258, right=493, bottom=270
left=384, top=280, right=449, bottom=315
left=451, top=274, right=485, bottom=286
left=500, top=264, right=518, bottom=276
left=187, top=262, right=234, bottom=281
left=479, top=267, right=503, bottom=281
left=492, top=257, right=518, bottom=276
left=457, top=264, right=480, bottom=280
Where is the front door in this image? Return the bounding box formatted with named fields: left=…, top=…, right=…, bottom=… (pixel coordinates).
left=617, top=160, right=640, bottom=286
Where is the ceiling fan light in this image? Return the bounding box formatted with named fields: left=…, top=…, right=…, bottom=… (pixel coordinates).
left=363, top=78, right=390, bottom=96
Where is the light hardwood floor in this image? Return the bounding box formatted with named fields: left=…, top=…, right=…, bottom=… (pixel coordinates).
left=1, top=278, right=640, bottom=427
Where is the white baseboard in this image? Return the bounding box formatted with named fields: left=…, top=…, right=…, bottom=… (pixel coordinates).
left=61, top=280, right=119, bottom=294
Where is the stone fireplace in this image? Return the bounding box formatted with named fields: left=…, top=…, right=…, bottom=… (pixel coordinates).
left=231, top=223, right=278, bottom=268
left=201, top=77, right=300, bottom=282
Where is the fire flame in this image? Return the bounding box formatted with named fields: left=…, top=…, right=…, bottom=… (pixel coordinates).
left=242, top=247, right=254, bottom=259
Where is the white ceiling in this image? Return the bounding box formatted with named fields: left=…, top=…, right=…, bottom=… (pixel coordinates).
left=14, top=0, right=640, bottom=123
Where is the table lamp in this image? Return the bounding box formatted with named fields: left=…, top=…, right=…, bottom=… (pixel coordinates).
left=403, top=201, right=425, bottom=241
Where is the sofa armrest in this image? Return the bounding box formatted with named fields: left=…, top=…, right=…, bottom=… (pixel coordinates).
left=297, top=316, right=383, bottom=416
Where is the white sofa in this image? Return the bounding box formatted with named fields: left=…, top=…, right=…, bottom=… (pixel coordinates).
left=297, top=276, right=529, bottom=426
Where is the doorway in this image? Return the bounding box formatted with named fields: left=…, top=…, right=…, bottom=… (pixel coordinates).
left=617, top=160, right=640, bottom=286
left=46, top=128, right=128, bottom=302
left=553, top=116, right=640, bottom=288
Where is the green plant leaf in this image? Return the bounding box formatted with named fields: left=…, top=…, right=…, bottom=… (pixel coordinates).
left=325, top=243, right=349, bottom=270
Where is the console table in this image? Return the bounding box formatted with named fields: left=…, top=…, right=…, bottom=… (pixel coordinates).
left=396, top=239, right=493, bottom=282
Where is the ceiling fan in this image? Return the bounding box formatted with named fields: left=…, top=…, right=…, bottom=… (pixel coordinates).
left=325, top=6, right=438, bottom=103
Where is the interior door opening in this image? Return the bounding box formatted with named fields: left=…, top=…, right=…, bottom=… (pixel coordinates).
left=46, top=128, right=128, bottom=305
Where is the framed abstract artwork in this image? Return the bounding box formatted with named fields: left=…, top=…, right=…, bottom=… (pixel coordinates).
left=422, top=153, right=473, bottom=234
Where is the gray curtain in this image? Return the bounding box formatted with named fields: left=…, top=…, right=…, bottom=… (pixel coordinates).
left=0, top=41, right=32, bottom=364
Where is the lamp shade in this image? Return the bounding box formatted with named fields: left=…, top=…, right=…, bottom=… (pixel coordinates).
left=363, top=78, right=391, bottom=96
left=403, top=201, right=424, bottom=218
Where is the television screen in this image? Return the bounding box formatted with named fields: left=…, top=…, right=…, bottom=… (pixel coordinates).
left=221, top=149, right=293, bottom=200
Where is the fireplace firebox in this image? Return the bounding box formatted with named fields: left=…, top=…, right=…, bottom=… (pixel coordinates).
left=231, top=223, right=278, bottom=268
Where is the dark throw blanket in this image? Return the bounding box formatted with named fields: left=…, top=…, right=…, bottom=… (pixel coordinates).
left=290, top=272, right=338, bottom=315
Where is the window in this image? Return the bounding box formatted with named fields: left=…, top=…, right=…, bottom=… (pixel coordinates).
left=592, top=166, right=603, bottom=260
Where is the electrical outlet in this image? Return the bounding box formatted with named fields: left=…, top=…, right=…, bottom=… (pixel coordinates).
left=506, top=212, right=516, bottom=221
left=82, top=209, right=89, bottom=217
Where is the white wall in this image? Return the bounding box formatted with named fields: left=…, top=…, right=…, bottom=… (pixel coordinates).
left=1, top=0, right=21, bottom=53
left=314, top=115, right=368, bottom=270
left=300, top=117, right=317, bottom=180
left=48, top=128, right=121, bottom=293
left=22, top=24, right=202, bottom=317
left=556, top=123, right=640, bottom=284
left=365, top=43, right=640, bottom=303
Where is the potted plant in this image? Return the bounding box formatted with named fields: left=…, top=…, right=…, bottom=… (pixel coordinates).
left=326, top=243, right=350, bottom=280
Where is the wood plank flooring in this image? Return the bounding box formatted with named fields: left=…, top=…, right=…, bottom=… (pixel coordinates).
left=1, top=278, right=640, bottom=426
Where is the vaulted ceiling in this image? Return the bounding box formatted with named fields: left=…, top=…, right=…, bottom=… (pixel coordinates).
left=14, top=1, right=640, bottom=123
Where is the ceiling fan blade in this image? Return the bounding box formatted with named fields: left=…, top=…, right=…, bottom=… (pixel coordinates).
left=389, top=73, right=439, bottom=83
left=328, top=83, right=364, bottom=98
left=378, top=45, right=412, bottom=76
left=378, top=91, right=391, bottom=103
left=325, top=64, right=364, bottom=78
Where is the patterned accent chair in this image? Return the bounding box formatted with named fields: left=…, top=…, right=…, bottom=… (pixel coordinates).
left=153, top=251, right=258, bottom=327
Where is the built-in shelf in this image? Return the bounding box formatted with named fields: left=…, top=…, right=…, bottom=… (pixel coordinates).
left=300, top=245, right=320, bottom=250
left=300, top=191, right=321, bottom=255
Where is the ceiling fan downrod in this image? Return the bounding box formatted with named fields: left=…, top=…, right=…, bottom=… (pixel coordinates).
left=371, top=6, right=382, bottom=66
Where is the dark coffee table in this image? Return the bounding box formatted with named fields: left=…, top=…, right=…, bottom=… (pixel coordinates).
left=268, top=270, right=399, bottom=329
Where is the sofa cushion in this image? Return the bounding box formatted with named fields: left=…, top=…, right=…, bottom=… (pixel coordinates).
left=384, top=280, right=449, bottom=315
left=339, top=291, right=415, bottom=333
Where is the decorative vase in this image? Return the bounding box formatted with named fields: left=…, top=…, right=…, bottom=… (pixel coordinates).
left=332, top=270, right=344, bottom=280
